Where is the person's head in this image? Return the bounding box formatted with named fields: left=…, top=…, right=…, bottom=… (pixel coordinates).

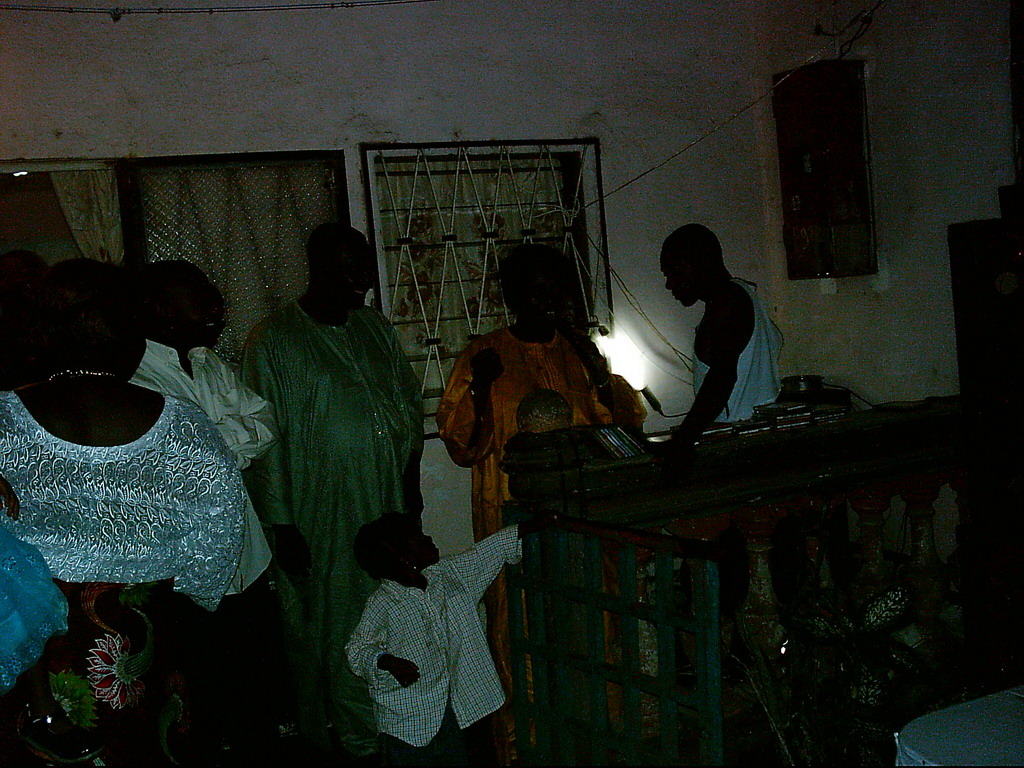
left=0, top=251, right=49, bottom=387
left=0, top=249, right=47, bottom=299
left=305, top=223, right=376, bottom=309
left=135, top=260, right=226, bottom=352
left=37, top=259, right=144, bottom=379
left=660, top=224, right=729, bottom=307
left=498, top=244, right=576, bottom=326
left=516, top=388, right=573, bottom=433
left=353, top=513, right=440, bottom=581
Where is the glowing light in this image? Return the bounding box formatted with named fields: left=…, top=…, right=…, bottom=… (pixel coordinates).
left=12, top=171, right=28, bottom=177
left=596, top=329, right=647, bottom=391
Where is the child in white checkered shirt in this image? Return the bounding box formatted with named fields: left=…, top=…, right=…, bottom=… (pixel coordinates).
left=346, top=513, right=547, bottom=766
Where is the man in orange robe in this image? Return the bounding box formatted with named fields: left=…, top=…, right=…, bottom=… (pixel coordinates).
left=437, top=244, right=643, bottom=763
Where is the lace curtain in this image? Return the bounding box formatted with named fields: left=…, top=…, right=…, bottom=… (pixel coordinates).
left=137, top=162, right=339, bottom=363
left=49, top=169, right=123, bottom=264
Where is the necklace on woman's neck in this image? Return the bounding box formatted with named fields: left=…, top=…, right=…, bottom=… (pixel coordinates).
left=47, top=369, right=116, bottom=383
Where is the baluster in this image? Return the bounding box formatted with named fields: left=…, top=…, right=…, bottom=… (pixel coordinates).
left=732, top=505, right=786, bottom=660
left=950, top=469, right=970, bottom=527
left=899, top=474, right=945, bottom=633
left=848, top=484, right=894, bottom=599
left=695, top=558, right=724, bottom=765
left=948, top=470, right=969, bottom=607
left=653, top=550, right=679, bottom=762
left=583, top=535, right=611, bottom=763
left=798, top=494, right=831, bottom=589
left=618, top=541, right=640, bottom=761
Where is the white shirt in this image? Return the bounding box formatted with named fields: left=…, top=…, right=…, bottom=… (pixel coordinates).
left=346, top=525, right=522, bottom=747
left=132, top=339, right=276, bottom=594
left=693, top=279, right=783, bottom=422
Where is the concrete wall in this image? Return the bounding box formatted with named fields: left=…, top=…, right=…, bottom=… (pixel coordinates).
left=751, top=0, right=1012, bottom=405
left=1, top=0, right=1009, bottom=554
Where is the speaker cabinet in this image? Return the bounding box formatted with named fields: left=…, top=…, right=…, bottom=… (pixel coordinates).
left=948, top=218, right=1024, bottom=513
left=948, top=216, right=1024, bottom=686
left=772, top=60, right=876, bottom=279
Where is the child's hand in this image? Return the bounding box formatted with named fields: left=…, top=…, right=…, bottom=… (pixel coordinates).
left=377, top=654, right=420, bottom=687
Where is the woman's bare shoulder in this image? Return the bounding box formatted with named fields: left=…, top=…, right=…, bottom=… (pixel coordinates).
left=17, top=380, right=166, bottom=447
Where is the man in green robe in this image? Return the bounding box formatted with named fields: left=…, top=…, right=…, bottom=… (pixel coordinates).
left=242, top=223, right=423, bottom=760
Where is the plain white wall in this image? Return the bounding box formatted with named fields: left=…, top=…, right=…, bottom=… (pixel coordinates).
left=1, top=0, right=1009, bottom=554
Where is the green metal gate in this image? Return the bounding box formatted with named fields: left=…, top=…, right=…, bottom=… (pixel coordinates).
left=506, top=514, right=724, bottom=765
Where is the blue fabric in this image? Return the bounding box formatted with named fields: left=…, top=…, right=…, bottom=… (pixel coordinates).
left=0, top=527, right=67, bottom=694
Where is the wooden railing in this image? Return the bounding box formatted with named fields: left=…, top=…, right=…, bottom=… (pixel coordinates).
left=503, top=396, right=965, bottom=765
left=505, top=514, right=725, bottom=765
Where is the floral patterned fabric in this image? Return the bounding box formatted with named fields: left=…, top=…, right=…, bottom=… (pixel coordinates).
left=33, top=580, right=191, bottom=766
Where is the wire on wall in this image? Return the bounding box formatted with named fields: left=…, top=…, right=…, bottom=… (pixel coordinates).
left=590, top=45, right=829, bottom=208
left=574, top=44, right=829, bottom=393
left=587, top=0, right=888, bottom=207
left=570, top=0, right=888, bottom=411
left=0, top=0, right=438, bottom=22
left=815, top=0, right=888, bottom=58
left=581, top=231, right=694, bottom=381
left=610, top=267, right=694, bottom=376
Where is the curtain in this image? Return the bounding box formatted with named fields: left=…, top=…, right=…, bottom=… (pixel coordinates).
left=138, top=163, right=337, bottom=363
left=50, top=169, right=124, bottom=264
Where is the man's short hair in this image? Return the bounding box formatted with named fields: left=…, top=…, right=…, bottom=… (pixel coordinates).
left=135, top=260, right=211, bottom=307
left=353, top=513, right=421, bottom=580
left=661, top=223, right=723, bottom=266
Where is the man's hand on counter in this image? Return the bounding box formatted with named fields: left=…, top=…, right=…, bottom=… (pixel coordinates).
left=646, top=434, right=697, bottom=482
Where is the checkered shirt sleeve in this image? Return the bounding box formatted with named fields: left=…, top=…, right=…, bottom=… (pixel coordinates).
left=345, top=525, right=522, bottom=747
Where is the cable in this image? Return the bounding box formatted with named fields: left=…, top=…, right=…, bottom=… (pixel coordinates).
left=837, top=0, right=886, bottom=58
left=570, top=0, right=890, bottom=418
left=814, top=0, right=883, bottom=38
left=0, top=0, right=438, bottom=21
left=585, top=0, right=889, bottom=207
left=610, top=266, right=694, bottom=372
left=580, top=235, right=692, bottom=419
left=581, top=232, right=694, bottom=377
left=587, top=44, right=829, bottom=207
left=823, top=383, right=874, bottom=408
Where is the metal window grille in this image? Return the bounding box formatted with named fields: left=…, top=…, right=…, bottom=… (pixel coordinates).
left=136, top=155, right=345, bottom=362
left=362, top=140, right=611, bottom=431
left=505, top=513, right=724, bottom=766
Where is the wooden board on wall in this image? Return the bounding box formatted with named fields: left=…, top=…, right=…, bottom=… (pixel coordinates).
left=772, top=59, right=876, bottom=280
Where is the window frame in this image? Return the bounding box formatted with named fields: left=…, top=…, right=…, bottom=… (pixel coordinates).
left=360, top=138, right=614, bottom=433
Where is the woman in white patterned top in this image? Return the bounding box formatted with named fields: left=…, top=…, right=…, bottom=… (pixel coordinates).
left=0, top=259, right=245, bottom=766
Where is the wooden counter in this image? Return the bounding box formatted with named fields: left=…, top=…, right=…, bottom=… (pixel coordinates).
left=578, top=396, right=964, bottom=529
